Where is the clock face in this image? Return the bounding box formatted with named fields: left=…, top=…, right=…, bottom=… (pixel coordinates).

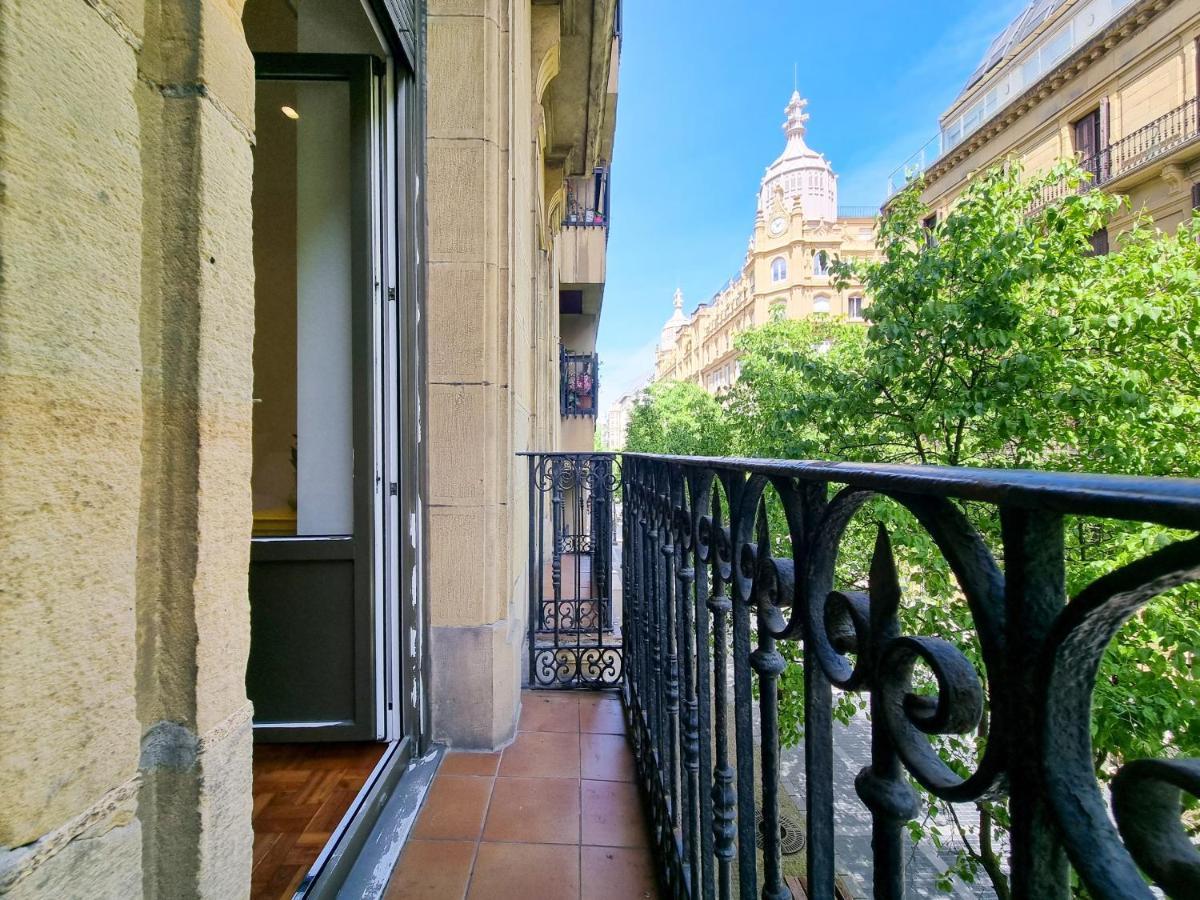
left=770, top=217, right=787, bottom=235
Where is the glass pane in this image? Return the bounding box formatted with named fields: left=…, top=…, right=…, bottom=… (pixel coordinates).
left=252, top=78, right=355, bottom=537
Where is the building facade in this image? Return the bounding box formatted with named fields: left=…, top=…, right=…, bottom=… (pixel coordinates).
left=654, top=91, right=878, bottom=393
left=0, top=0, right=618, bottom=897
left=600, top=378, right=647, bottom=449
left=890, top=0, right=1200, bottom=237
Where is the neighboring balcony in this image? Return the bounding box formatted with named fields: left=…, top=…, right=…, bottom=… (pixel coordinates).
left=1037, top=95, right=1200, bottom=208
left=561, top=348, right=599, bottom=418
left=560, top=167, right=610, bottom=288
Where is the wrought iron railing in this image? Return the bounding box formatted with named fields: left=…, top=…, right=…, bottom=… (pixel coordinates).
left=564, top=166, right=611, bottom=228
left=1037, top=96, right=1200, bottom=209
left=523, top=452, right=621, bottom=688
left=616, top=452, right=1200, bottom=899
left=836, top=206, right=880, bottom=220
left=561, top=348, right=599, bottom=417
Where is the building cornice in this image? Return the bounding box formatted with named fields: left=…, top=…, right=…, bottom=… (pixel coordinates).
left=919, top=0, right=1175, bottom=196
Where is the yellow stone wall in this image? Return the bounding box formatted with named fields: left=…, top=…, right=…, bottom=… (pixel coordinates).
left=1, top=0, right=255, bottom=895
left=425, top=0, right=612, bottom=747
left=918, top=0, right=1200, bottom=234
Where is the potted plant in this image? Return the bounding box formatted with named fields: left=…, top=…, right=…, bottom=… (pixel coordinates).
left=569, top=371, right=593, bottom=410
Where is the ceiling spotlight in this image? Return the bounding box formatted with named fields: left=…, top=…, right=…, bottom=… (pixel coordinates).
left=281, top=106, right=299, bottom=120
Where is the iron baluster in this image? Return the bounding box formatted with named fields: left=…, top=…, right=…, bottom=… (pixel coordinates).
left=1003, top=507, right=1070, bottom=899
left=693, top=474, right=717, bottom=900
left=676, top=498, right=702, bottom=899
left=728, top=475, right=758, bottom=900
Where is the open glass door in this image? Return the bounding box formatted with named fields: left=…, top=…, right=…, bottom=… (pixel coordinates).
left=248, top=54, right=382, bottom=742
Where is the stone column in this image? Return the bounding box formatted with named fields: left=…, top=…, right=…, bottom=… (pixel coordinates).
left=426, top=0, right=544, bottom=748
left=0, top=1, right=147, bottom=895
left=134, top=1, right=256, bottom=896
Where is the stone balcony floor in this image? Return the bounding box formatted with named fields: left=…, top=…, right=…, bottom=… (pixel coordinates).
left=385, top=690, right=659, bottom=900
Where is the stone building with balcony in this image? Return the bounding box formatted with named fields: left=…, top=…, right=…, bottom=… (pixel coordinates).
left=0, top=0, right=620, bottom=897
left=889, top=0, right=1200, bottom=240
left=653, top=91, right=878, bottom=394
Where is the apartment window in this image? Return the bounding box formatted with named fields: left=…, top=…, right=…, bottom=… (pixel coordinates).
left=1074, top=108, right=1102, bottom=179
left=848, top=296, right=865, bottom=320
left=1192, top=182, right=1200, bottom=210
left=1088, top=228, right=1109, bottom=256
left=813, top=295, right=831, bottom=314
left=922, top=213, right=938, bottom=248
left=813, top=250, right=829, bottom=276
left=771, top=257, right=787, bottom=283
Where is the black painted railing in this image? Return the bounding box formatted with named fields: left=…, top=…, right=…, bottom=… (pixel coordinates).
left=564, top=166, right=611, bottom=228
left=523, top=452, right=621, bottom=689
left=617, top=453, right=1200, bottom=900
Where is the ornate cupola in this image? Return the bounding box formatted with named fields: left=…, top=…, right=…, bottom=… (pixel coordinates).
left=758, top=90, right=838, bottom=222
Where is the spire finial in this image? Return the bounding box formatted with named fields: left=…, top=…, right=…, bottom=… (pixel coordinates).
left=793, top=63, right=797, bottom=93
left=673, top=287, right=683, bottom=311
left=784, top=89, right=809, bottom=142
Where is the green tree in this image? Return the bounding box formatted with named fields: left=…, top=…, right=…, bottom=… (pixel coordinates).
left=625, top=380, right=730, bottom=456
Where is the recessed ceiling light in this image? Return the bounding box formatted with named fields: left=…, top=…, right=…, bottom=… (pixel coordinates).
left=281, top=106, right=299, bottom=120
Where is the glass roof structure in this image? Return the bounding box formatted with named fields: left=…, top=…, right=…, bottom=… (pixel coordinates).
left=959, top=0, right=1070, bottom=99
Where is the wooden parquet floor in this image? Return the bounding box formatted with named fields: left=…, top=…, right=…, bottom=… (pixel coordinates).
left=251, top=741, right=387, bottom=900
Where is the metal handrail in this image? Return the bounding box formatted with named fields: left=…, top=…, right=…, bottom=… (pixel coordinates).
left=611, top=450, right=1200, bottom=899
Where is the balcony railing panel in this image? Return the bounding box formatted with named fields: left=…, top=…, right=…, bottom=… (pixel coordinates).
left=523, top=452, right=621, bottom=689
left=1036, top=96, right=1200, bottom=210
left=561, top=349, right=599, bottom=417
left=609, top=452, right=1200, bottom=899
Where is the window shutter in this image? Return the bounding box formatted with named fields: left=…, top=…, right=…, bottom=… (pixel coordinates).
left=381, top=0, right=417, bottom=62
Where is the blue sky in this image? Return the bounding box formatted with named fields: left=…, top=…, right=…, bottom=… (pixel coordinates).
left=597, top=0, right=1029, bottom=402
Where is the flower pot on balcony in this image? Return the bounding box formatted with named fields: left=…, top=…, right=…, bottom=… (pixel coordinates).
left=578, top=394, right=593, bottom=410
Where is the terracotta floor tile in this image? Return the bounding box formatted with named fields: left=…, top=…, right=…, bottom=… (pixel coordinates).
left=482, top=776, right=581, bottom=845
left=466, top=842, right=580, bottom=900
left=580, top=733, right=636, bottom=782
left=385, top=839, right=475, bottom=900
left=518, top=692, right=581, bottom=733
left=581, top=846, right=659, bottom=899
left=411, top=775, right=494, bottom=841
left=579, top=696, right=626, bottom=735
left=581, top=780, right=649, bottom=848
left=498, top=731, right=581, bottom=779
left=441, top=751, right=502, bottom=777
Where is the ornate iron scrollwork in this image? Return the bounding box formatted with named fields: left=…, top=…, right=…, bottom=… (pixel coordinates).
left=523, top=453, right=622, bottom=690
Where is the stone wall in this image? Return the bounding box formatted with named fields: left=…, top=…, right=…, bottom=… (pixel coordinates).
left=0, top=0, right=256, bottom=896
left=425, top=0, right=572, bottom=748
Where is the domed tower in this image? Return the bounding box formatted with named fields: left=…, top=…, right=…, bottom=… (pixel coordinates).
left=758, top=90, right=837, bottom=222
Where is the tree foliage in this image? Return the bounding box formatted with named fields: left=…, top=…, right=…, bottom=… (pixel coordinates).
left=625, top=380, right=731, bottom=456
